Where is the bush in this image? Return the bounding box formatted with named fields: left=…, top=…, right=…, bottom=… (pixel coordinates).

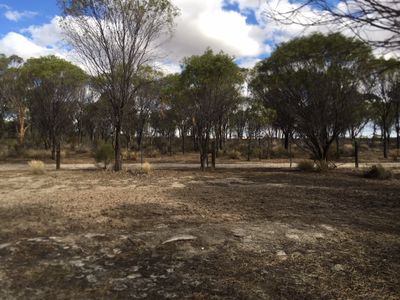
left=94, top=144, right=114, bottom=169
left=271, top=145, right=292, bottom=159
left=146, top=149, right=160, bottom=158
left=226, top=149, right=241, bottom=160
left=23, top=149, right=52, bottom=159
left=142, top=161, right=152, bottom=174
left=364, top=164, right=393, bottom=180
left=28, top=160, right=45, bottom=175
left=297, top=160, right=315, bottom=172
left=315, top=160, right=330, bottom=172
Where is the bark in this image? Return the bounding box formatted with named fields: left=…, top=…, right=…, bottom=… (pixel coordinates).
left=56, top=141, right=61, bottom=170
left=114, top=119, right=122, bottom=171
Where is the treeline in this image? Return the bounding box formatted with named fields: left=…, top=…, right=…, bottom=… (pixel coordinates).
left=0, top=33, right=399, bottom=170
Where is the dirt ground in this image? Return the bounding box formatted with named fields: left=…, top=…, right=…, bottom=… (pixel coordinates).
left=0, top=165, right=399, bottom=299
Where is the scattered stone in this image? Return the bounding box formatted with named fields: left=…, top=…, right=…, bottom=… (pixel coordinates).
left=171, top=182, right=185, bottom=188
left=321, top=224, right=335, bottom=232
left=232, top=228, right=247, bottom=238
left=285, top=233, right=300, bottom=241
left=86, top=274, right=97, bottom=283
left=332, top=264, right=345, bottom=272
left=70, top=260, right=85, bottom=267
left=27, top=237, right=46, bottom=242
left=113, top=248, right=122, bottom=254
left=127, top=273, right=142, bottom=280
left=84, top=233, right=106, bottom=239
left=112, top=282, right=128, bottom=291
left=314, top=233, right=325, bottom=239
left=276, top=250, right=287, bottom=260
left=291, top=251, right=302, bottom=258
left=162, top=234, right=197, bottom=244
left=0, top=243, right=11, bottom=250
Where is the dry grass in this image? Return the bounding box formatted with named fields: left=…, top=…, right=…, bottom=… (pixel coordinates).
left=297, top=160, right=315, bottom=172
left=0, top=169, right=399, bottom=299
left=142, top=161, right=152, bottom=174
left=28, top=160, right=45, bottom=174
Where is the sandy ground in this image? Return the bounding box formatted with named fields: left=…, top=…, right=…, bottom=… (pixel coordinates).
left=0, top=166, right=399, bottom=299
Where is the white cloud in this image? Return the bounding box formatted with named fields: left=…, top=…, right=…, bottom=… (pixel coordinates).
left=0, top=32, right=54, bottom=58
left=163, top=0, right=267, bottom=61
left=21, top=16, right=63, bottom=47
left=4, top=10, right=37, bottom=22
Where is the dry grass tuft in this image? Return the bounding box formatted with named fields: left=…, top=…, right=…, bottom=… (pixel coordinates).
left=28, top=160, right=45, bottom=174
left=364, top=164, right=393, bottom=180
left=142, top=161, right=152, bottom=174
left=297, top=160, right=314, bottom=172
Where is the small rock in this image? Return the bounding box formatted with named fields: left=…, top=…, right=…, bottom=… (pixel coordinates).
left=86, top=274, right=97, bottom=283
left=112, top=282, right=128, bottom=291
left=332, top=264, right=345, bottom=272
left=232, top=228, right=247, bottom=238
left=0, top=243, right=11, bottom=250
left=276, top=250, right=287, bottom=257
left=277, top=250, right=288, bottom=260
left=162, top=234, right=197, bottom=244
left=285, top=233, right=300, bottom=241
left=321, top=224, right=335, bottom=232
left=70, top=260, right=85, bottom=267
left=127, top=273, right=142, bottom=279
left=84, top=233, right=106, bottom=239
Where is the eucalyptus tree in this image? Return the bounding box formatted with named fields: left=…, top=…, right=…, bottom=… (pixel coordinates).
left=59, top=0, right=179, bottom=171
left=0, top=55, right=30, bottom=145
left=161, top=73, right=192, bottom=154
left=265, top=0, right=400, bottom=51
left=181, top=49, right=243, bottom=170
left=24, top=56, right=86, bottom=169
left=251, top=33, right=373, bottom=161
left=367, top=58, right=400, bottom=158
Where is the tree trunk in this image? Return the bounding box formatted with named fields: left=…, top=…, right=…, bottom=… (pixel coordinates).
left=211, top=141, right=216, bottom=169
left=51, top=135, right=56, bottom=160
left=247, top=136, right=251, bottom=161
left=383, top=128, right=388, bottom=159
left=181, top=130, right=185, bottom=155
left=284, top=131, right=289, bottom=150
left=396, top=102, right=400, bottom=152
left=114, top=120, right=122, bottom=171
left=56, top=141, right=61, bottom=170
left=354, top=139, right=359, bottom=168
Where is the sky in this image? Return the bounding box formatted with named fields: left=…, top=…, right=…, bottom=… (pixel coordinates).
left=0, top=0, right=395, bottom=73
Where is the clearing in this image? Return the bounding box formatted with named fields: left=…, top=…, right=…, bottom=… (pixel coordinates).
left=0, top=166, right=399, bottom=299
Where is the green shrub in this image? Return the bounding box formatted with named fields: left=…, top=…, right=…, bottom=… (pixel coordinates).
left=297, top=160, right=315, bottom=172
left=94, top=144, right=114, bottom=169
left=364, top=164, right=393, bottom=180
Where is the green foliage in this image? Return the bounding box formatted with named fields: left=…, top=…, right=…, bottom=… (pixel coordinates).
left=364, top=164, right=393, bottom=180
left=251, top=33, right=373, bottom=161
left=94, top=143, right=114, bottom=169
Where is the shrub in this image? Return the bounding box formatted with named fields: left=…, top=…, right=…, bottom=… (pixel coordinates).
left=146, top=149, right=160, bottom=158
left=364, top=164, right=393, bottom=180
left=297, top=160, right=315, bottom=172
left=315, top=160, right=330, bottom=172
left=28, top=160, right=45, bottom=174
left=23, top=149, right=52, bottom=159
left=226, top=150, right=241, bottom=160
left=94, top=144, right=114, bottom=169
left=142, top=161, right=152, bottom=174
left=271, top=145, right=292, bottom=158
